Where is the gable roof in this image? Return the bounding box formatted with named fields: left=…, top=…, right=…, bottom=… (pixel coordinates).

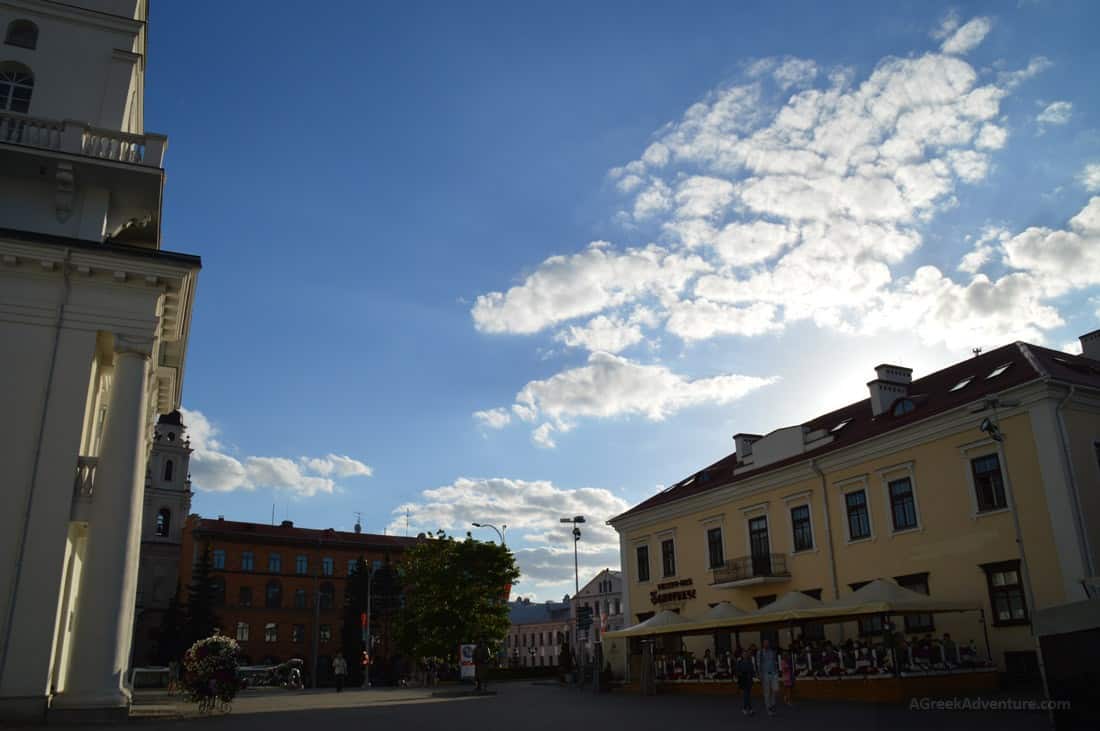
left=612, top=340, right=1100, bottom=524
left=509, top=600, right=571, bottom=625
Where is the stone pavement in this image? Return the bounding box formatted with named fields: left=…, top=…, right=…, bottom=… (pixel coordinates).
left=55, top=681, right=1055, bottom=729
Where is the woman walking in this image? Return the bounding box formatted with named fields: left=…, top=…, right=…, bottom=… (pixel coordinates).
left=735, top=649, right=755, bottom=716
left=781, top=648, right=795, bottom=706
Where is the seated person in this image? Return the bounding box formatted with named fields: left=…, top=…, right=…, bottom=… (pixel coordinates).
left=854, top=641, right=872, bottom=673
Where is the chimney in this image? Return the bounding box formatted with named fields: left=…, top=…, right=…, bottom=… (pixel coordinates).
left=733, top=433, right=762, bottom=459
left=1080, top=329, right=1100, bottom=360
left=867, top=364, right=912, bottom=417
left=280, top=520, right=293, bottom=528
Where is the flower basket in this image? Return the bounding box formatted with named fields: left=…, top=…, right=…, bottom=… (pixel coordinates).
left=183, top=635, right=242, bottom=713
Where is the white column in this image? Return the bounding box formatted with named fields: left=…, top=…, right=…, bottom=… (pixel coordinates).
left=53, top=339, right=150, bottom=712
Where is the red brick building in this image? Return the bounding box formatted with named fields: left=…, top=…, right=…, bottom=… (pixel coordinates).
left=179, top=516, right=417, bottom=684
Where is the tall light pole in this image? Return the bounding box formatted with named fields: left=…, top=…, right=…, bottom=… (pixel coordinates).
left=362, top=565, right=380, bottom=689
left=471, top=522, right=506, bottom=546
left=560, top=515, right=585, bottom=666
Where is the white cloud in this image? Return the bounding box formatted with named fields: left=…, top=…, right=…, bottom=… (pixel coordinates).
left=179, top=407, right=372, bottom=497
left=554, top=314, right=645, bottom=353
left=511, top=352, right=776, bottom=443
left=939, top=16, right=993, bottom=55
left=665, top=300, right=782, bottom=341
left=1062, top=340, right=1083, bottom=355
left=473, top=408, right=512, bottom=429
left=1078, top=163, right=1100, bottom=192
left=390, top=477, right=629, bottom=596
left=1000, top=197, right=1100, bottom=295
left=1036, top=100, right=1072, bottom=127
left=773, top=57, right=818, bottom=89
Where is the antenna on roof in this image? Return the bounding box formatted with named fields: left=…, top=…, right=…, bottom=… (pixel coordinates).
left=406, top=509, right=410, bottom=537
left=353, top=512, right=362, bottom=534
left=271, top=503, right=275, bottom=526
left=972, top=347, right=982, bottom=358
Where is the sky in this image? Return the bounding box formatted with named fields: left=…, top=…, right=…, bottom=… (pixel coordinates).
left=148, top=0, right=1100, bottom=602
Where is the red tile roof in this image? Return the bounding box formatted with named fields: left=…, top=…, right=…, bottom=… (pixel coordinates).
left=188, top=517, right=419, bottom=549
left=611, top=341, right=1100, bottom=523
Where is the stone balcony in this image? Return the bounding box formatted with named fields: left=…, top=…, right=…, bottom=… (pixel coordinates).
left=710, top=553, right=791, bottom=589
left=0, top=111, right=167, bottom=168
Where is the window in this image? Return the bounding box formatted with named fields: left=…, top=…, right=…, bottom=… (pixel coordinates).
left=269, top=554, right=281, bottom=573
left=347, top=559, right=358, bottom=576
left=372, top=559, right=382, bottom=572
left=830, top=417, right=853, bottom=433
left=320, top=624, right=331, bottom=643
left=265, top=580, right=282, bottom=608
left=845, top=490, right=871, bottom=540
left=211, top=577, right=225, bottom=606
left=164, top=459, right=174, bottom=481
left=294, top=588, right=307, bottom=609
left=241, top=551, right=254, bottom=571
left=950, top=377, right=973, bottom=392
left=706, top=526, right=724, bottom=569
left=236, top=621, right=249, bottom=642
left=212, top=549, right=226, bottom=569
left=896, top=573, right=934, bottom=632
left=320, top=582, right=335, bottom=610
left=660, top=538, right=676, bottom=577
left=636, top=545, right=650, bottom=582
left=888, top=477, right=918, bottom=531
left=749, top=516, right=771, bottom=575
left=982, top=560, right=1028, bottom=626
left=155, top=508, right=171, bottom=537
left=264, top=623, right=277, bottom=643
left=971, top=454, right=1007, bottom=512
left=986, top=363, right=1012, bottom=379
left=891, top=398, right=915, bottom=416
left=791, top=505, right=814, bottom=552
left=295, top=555, right=308, bottom=575
left=4, top=20, right=37, bottom=50
left=292, top=624, right=305, bottom=643
left=0, top=64, right=34, bottom=113
left=322, top=557, right=334, bottom=576
left=239, top=587, right=252, bottom=607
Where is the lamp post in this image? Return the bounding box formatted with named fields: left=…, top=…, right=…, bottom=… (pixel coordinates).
left=560, top=516, right=585, bottom=668
left=471, top=522, right=506, bottom=546
left=362, top=565, right=381, bottom=689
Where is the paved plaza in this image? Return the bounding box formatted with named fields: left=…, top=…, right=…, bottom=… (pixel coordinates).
left=39, top=680, right=1049, bottom=730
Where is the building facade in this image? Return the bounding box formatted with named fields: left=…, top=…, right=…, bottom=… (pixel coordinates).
left=130, top=411, right=193, bottom=666
left=0, top=1, right=200, bottom=721
left=179, top=518, right=416, bottom=685
left=608, top=336, right=1100, bottom=681
left=571, top=569, right=624, bottom=660
left=504, top=598, right=571, bottom=669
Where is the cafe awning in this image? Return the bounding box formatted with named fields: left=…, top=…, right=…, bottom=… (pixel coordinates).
left=603, top=609, right=695, bottom=639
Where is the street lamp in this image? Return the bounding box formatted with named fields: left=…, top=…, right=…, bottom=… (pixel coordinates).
left=362, top=565, right=382, bottom=689
left=471, top=522, right=507, bottom=546
left=559, top=516, right=585, bottom=596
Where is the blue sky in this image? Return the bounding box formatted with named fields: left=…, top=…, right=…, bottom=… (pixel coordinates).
left=149, top=0, right=1100, bottom=600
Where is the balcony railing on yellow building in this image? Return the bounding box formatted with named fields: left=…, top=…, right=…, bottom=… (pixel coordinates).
left=0, top=111, right=167, bottom=167
left=711, top=553, right=790, bottom=587
left=71, top=456, right=98, bottom=522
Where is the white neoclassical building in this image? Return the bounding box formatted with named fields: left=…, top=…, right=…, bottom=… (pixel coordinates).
left=0, top=0, right=200, bottom=721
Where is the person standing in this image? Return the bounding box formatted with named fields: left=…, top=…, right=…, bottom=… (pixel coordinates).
left=735, top=649, right=755, bottom=716
left=781, top=648, right=795, bottom=706
left=333, top=652, right=348, bottom=692
left=759, top=639, right=780, bottom=715
left=473, top=639, right=492, bottom=692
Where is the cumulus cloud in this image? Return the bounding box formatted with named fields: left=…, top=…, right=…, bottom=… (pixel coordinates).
left=1079, top=163, right=1100, bottom=192
left=179, top=407, right=372, bottom=497
left=473, top=408, right=512, bottom=429
left=1036, top=100, right=1072, bottom=128
left=937, top=15, right=993, bottom=55
left=390, top=477, right=629, bottom=594
left=1000, top=197, right=1100, bottom=295
left=554, top=314, right=645, bottom=353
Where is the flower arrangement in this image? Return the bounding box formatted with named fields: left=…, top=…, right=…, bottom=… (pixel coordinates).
left=182, top=634, right=242, bottom=711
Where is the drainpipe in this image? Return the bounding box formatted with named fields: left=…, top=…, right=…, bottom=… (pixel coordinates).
left=0, top=249, right=73, bottom=689
left=811, top=460, right=840, bottom=602
left=1053, top=384, right=1095, bottom=590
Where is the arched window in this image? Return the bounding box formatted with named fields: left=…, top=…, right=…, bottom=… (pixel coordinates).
left=265, top=580, right=282, bottom=608
left=319, top=582, right=335, bottom=610
left=164, top=459, right=174, bottom=481
left=0, top=62, right=34, bottom=113
left=4, top=20, right=38, bottom=50
left=155, top=508, right=171, bottom=536
left=211, top=576, right=226, bottom=606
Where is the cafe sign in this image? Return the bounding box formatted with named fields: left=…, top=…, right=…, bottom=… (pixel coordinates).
left=650, top=578, right=695, bottom=605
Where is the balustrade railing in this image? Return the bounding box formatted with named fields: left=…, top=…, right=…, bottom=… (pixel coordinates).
left=0, top=111, right=166, bottom=167
left=710, top=553, right=790, bottom=585
left=74, top=456, right=98, bottom=499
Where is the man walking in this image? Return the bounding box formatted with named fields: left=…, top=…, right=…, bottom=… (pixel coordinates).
left=759, top=640, right=780, bottom=715
left=333, top=652, right=348, bottom=692
left=735, top=649, right=755, bottom=716
left=473, top=639, right=492, bottom=692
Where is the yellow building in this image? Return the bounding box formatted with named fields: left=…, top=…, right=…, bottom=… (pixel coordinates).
left=607, top=334, right=1100, bottom=681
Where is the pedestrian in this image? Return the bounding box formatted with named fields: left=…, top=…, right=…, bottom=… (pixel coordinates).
left=333, top=652, right=348, bottom=692
left=473, top=639, right=491, bottom=692
left=781, top=648, right=795, bottom=706
left=167, top=659, right=180, bottom=695
left=759, top=639, right=780, bottom=715
left=735, top=649, right=755, bottom=716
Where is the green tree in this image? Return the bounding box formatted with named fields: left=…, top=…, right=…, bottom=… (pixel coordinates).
left=183, top=543, right=220, bottom=648
left=396, top=533, right=519, bottom=662
left=342, top=556, right=404, bottom=685
left=341, top=557, right=369, bottom=685
left=156, top=585, right=187, bottom=664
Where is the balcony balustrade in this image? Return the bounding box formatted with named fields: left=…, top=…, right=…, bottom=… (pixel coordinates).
left=71, top=456, right=97, bottom=522
left=0, top=110, right=166, bottom=167
left=710, top=553, right=790, bottom=588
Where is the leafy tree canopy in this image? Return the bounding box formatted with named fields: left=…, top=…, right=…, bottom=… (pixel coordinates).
left=396, top=534, right=519, bottom=661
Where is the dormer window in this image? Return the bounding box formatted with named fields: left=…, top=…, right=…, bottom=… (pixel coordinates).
left=892, top=398, right=916, bottom=417
left=949, top=377, right=973, bottom=392
left=0, top=63, right=34, bottom=113
left=4, top=20, right=38, bottom=50
left=830, top=417, right=853, bottom=433
left=986, top=363, right=1012, bottom=379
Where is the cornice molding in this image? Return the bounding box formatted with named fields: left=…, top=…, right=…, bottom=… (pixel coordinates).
left=4, top=0, right=144, bottom=33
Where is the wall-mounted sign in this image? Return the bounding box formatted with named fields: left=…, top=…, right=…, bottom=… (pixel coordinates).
left=650, top=578, right=695, bottom=605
